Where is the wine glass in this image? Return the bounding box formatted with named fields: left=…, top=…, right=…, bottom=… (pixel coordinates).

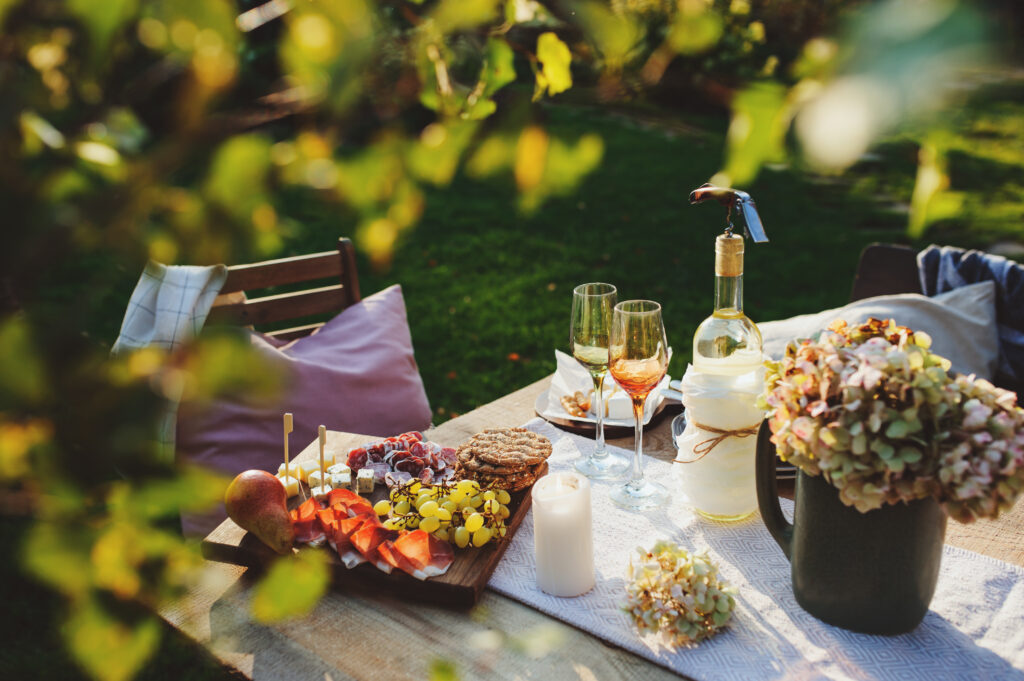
left=571, top=283, right=630, bottom=479
left=608, top=300, right=670, bottom=511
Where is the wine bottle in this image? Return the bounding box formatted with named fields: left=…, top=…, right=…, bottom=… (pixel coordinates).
left=692, top=233, right=763, bottom=375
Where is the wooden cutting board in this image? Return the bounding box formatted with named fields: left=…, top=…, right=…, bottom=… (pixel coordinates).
left=201, top=430, right=534, bottom=608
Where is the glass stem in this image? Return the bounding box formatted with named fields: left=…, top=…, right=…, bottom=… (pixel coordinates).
left=592, top=372, right=607, bottom=457
left=629, top=395, right=646, bottom=490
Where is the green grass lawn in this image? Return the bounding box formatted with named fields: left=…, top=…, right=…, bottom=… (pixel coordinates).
left=11, top=76, right=1024, bottom=681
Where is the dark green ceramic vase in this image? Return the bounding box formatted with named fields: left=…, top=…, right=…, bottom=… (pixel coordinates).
left=755, top=421, right=947, bottom=635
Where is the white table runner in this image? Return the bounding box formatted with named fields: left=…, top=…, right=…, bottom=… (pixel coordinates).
left=488, top=419, right=1024, bottom=681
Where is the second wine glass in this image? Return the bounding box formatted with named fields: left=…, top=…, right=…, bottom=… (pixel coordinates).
left=571, top=283, right=630, bottom=479
left=609, top=299, right=670, bottom=511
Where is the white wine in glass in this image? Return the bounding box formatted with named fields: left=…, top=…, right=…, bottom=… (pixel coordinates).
left=571, top=283, right=630, bottom=479
left=609, top=299, right=670, bottom=511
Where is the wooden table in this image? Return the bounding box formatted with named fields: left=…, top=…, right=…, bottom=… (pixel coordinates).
left=159, top=375, right=1024, bottom=681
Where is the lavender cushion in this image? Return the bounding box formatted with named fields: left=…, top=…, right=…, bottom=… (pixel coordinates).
left=177, top=284, right=432, bottom=536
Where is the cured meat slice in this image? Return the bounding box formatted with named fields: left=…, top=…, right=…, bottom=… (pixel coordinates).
left=347, top=447, right=368, bottom=472
left=326, top=488, right=374, bottom=517
left=365, top=461, right=389, bottom=484
left=291, top=497, right=325, bottom=545
left=438, top=447, right=457, bottom=466
left=384, top=470, right=414, bottom=489
left=398, top=431, right=424, bottom=445
left=334, top=512, right=378, bottom=567
left=377, top=540, right=421, bottom=579
left=350, top=523, right=400, bottom=573
left=418, top=467, right=434, bottom=485
left=392, top=529, right=454, bottom=579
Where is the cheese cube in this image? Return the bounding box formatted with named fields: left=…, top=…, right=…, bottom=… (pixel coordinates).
left=296, top=460, right=322, bottom=483
left=276, top=474, right=301, bottom=498
left=308, top=469, right=330, bottom=488
left=330, top=471, right=351, bottom=489
left=327, top=462, right=351, bottom=477
left=278, top=463, right=300, bottom=479
left=310, top=484, right=333, bottom=501
left=356, top=468, right=374, bottom=494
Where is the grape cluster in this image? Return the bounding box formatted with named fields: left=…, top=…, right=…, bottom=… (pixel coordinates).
left=373, top=479, right=511, bottom=548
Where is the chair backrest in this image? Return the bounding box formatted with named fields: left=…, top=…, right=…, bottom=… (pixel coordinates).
left=207, top=237, right=361, bottom=341
left=849, top=243, right=922, bottom=302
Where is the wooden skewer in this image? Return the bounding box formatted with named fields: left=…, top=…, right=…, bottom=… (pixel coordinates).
left=283, top=412, right=293, bottom=479
left=318, top=425, right=327, bottom=494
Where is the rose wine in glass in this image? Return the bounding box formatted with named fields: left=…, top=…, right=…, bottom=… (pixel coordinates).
left=571, top=283, right=630, bottom=479
left=609, top=300, right=670, bottom=511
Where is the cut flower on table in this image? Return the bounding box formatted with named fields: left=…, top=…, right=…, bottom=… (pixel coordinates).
left=760, top=317, right=1024, bottom=521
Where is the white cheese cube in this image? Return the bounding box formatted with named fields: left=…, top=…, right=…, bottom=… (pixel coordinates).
left=310, top=484, right=333, bottom=501
left=327, top=462, right=351, bottom=477
left=308, top=469, right=330, bottom=488
left=275, top=475, right=300, bottom=498
left=330, top=471, right=351, bottom=489
left=356, top=468, right=374, bottom=494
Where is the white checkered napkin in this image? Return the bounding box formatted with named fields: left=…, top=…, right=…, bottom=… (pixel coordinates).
left=112, top=261, right=228, bottom=461
left=112, top=261, right=228, bottom=355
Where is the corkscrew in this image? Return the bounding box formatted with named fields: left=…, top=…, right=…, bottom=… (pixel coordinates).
left=689, top=183, right=768, bottom=243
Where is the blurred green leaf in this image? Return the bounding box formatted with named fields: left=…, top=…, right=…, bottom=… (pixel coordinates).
left=407, top=121, right=479, bottom=186
left=146, top=0, right=241, bottom=90
left=534, top=32, right=572, bottom=99
left=251, top=550, right=329, bottom=622
left=0, top=318, right=47, bottom=406
left=574, top=2, right=643, bottom=70
left=22, top=521, right=95, bottom=599
left=909, top=140, right=964, bottom=238
left=431, top=0, right=500, bottom=34
left=65, top=597, right=161, bottom=681
left=203, top=135, right=272, bottom=222
left=67, top=0, right=138, bottom=67
left=717, top=82, right=788, bottom=186
left=666, top=1, right=723, bottom=55
left=108, top=465, right=228, bottom=520
left=428, top=659, right=459, bottom=681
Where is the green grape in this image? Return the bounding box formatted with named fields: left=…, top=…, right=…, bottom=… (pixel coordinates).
left=469, top=495, right=483, bottom=508
left=453, top=526, right=470, bottom=548
left=472, top=526, right=492, bottom=547
left=448, top=489, right=467, bottom=504
left=498, top=504, right=510, bottom=519
left=465, top=513, right=484, bottom=533
left=433, top=527, right=450, bottom=542
left=407, top=481, right=422, bottom=495
left=436, top=508, right=452, bottom=522
left=457, top=497, right=473, bottom=510
left=496, top=524, right=508, bottom=538
left=373, top=500, right=391, bottom=516
left=389, top=488, right=401, bottom=502
left=394, top=500, right=411, bottom=515
left=482, top=490, right=496, bottom=502
left=419, top=500, right=439, bottom=517
left=420, top=516, right=441, bottom=533
left=382, top=519, right=398, bottom=530
left=483, top=499, right=500, bottom=515
left=456, top=480, right=479, bottom=496
left=406, top=516, right=420, bottom=529
left=496, top=489, right=511, bottom=505
left=441, top=500, right=458, bottom=515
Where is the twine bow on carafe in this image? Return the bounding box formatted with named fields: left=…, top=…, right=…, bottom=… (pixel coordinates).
left=675, top=421, right=761, bottom=463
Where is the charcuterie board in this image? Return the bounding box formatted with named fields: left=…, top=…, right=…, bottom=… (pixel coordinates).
left=201, top=430, right=534, bottom=608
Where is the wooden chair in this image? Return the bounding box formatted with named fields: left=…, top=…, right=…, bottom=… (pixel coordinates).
left=849, top=243, right=921, bottom=302
left=206, top=237, right=361, bottom=341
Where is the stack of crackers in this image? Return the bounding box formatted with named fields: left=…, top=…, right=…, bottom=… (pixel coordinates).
left=454, top=427, right=552, bottom=492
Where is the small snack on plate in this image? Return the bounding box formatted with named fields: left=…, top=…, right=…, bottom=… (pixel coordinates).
left=356, top=468, right=375, bottom=493
left=276, top=474, right=301, bottom=498
left=308, top=469, right=329, bottom=488
left=331, top=470, right=352, bottom=489
left=560, top=391, right=590, bottom=418
left=310, top=484, right=333, bottom=501
left=296, top=459, right=322, bottom=483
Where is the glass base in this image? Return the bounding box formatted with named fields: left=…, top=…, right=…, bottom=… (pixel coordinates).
left=575, top=450, right=631, bottom=479
left=610, top=479, right=669, bottom=511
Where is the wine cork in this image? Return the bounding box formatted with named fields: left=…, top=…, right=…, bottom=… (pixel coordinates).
left=715, top=233, right=744, bottom=277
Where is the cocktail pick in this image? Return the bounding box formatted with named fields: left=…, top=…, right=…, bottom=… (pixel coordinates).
left=283, top=412, right=294, bottom=479
left=318, top=425, right=327, bottom=490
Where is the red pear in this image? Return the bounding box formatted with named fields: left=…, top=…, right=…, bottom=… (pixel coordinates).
left=224, top=470, right=295, bottom=554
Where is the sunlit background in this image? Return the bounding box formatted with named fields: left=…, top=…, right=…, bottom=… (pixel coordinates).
left=1, top=0, right=1021, bottom=679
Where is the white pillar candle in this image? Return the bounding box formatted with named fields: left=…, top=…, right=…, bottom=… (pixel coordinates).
left=532, top=471, right=594, bottom=597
